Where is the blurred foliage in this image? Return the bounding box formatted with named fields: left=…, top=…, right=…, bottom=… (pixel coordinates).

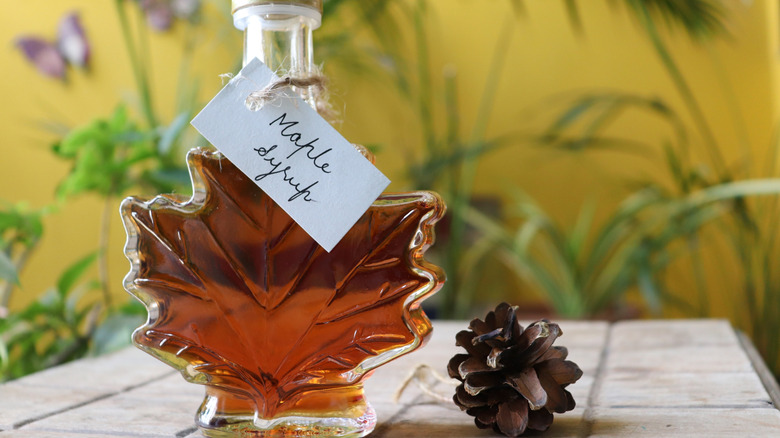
left=54, top=105, right=163, bottom=198
left=4, top=0, right=780, bottom=383
left=1, top=253, right=99, bottom=380
left=466, top=190, right=666, bottom=319
left=513, top=0, right=728, bottom=40
left=331, top=0, right=517, bottom=318
left=604, top=0, right=780, bottom=379
left=329, top=0, right=739, bottom=321
left=0, top=204, right=45, bottom=312
left=1, top=0, right=485, bottom=381
left=0, top=251, right=146, bottom=380
left=467, top=178, right=780, bottom=320
left=0, top=0, right=208, bottom=382
left=460, top=0, right=780, bottom=379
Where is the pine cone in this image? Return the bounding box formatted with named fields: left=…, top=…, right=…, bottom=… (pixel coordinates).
left=448, top=303, right=582, bottom=437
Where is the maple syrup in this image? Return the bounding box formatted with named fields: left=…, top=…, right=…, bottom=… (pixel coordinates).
left=123, top=149, right=444, bottom=436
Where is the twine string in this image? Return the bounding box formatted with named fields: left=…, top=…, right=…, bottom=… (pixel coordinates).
left=241, top=74, right=335, bottom=120
left=393, top=363, right=458, bottom=404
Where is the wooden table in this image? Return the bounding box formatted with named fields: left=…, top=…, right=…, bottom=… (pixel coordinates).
left=1, top=320, right=779, bottom=437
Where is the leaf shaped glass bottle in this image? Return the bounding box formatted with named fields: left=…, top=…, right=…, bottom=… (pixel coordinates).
left=120, top=1, right=445, bottom=437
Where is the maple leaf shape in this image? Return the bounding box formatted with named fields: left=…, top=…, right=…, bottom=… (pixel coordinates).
left=121, top=147, right=444, bottom=419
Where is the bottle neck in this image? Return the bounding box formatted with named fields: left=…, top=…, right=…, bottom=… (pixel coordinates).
left=234, top=5, right=320, bottom=105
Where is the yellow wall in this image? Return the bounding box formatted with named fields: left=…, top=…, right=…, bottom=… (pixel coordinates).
left=1, top=1, right=778, bottom=316
left=342, top=0, right=778, bottom=205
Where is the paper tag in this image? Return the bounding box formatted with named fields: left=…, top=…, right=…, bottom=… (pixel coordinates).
left=191, top=58, right=390, bottom=252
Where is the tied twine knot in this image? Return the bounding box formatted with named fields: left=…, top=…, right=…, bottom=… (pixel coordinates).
left=239, top=74, right=336, bottom=121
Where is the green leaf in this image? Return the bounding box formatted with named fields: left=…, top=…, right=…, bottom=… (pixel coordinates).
left=157, top=112, right=190, bottom=156
left=0, top=251, right=18, bottom=285
left=569, top=199, right=596, bottom=260
left=91, top=312, right=144, bottom=355
left=114, top=298, right=147, bottom=316
left=57, top=252, right=98, bottom=297
left=509, top=0, right=526, bottom=17
left=108, top=104, right=129, bottom=131
left=54, top=122, right=101, bottom=158
left=0, top=335, right=9, bottom=379
left=54, top=103, right=166, bottom=199
left=637, top=253, right=662, bottom=314
left=675, top=179, right=780, bottom=213
left=0, top=205, right=45, bottom=245
left=586, top=187, right=662, bottom=273
left=142, top=168, right=191, bottom=191
left=322, top=0, right=352, bottom=17
left=625, top=0, right=728, bottom=41
left=543, top=95, right=599, bottom=138
left=563, top=0, right=583, bottom=33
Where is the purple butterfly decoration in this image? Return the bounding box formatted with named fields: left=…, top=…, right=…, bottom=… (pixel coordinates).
left=16, top=12, right=90, bottom=80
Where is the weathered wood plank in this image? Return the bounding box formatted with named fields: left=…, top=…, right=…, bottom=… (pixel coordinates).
left=6, top=347, right=170, bottom=389
left=588, top=407, right=780, bottom=437
left=606, top=320, right=755, bottom=375
left=597, top=372, right=772, bottom=408
left=371, top=403, right=586, bottom=438
left=3, top=319, right=778, bottom=437
left=610, top=319, right=738, bottom=349
left=0, top=384, right=109, bottom=431
left=737, top=331, right=780, bottom=410
left=606, top=344, right=755, bottom=374
left=0, top=430, right=154, bottom=437
left=0, top=348, right=171, bottom=431
left=18, top=374, right=201, bottom=437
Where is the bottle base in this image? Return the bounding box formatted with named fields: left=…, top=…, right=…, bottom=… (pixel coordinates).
left=198, top=403, right=377, bottom=437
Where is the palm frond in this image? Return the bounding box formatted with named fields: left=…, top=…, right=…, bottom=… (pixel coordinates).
left=509, top=0, right=526, bottom=17
left=624, top=0, right=728, bottom=41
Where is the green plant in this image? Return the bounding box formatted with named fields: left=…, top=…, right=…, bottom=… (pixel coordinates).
left=1, top=0, right=488, bottom=378
left=465, top=191, right=662, bottom=318
left=41, top=0, right=212, bottom=317
left=339, top=0, right=516, bottom=318
left=1, top=0, right=438, bottom=379
left=464, top=178, right=780, bottom=320
left=0, top=247, right=144, bottom=381
left=0, top=0, right=214, bottom=381
left=52, top=105, right=188, bottom=308
left=0, top=204, right=45, bottom=314
left=0, top=253, right=99, bottom=380
left=330, top=0, right=740, bottom=320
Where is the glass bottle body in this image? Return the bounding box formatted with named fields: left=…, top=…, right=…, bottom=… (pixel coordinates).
left=123, top=150, right=444, bottom=437
left=121, top=2, right=445, bottom=437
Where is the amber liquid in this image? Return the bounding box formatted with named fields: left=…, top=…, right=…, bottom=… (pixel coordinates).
left=123, top=149, right=444, bottom=425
